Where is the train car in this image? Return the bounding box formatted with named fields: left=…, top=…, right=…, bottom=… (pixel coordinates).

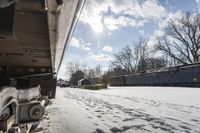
left=109, top=75, right=126, bottom=86
left=110, top=63, right=200, bottom=87
left=0, top=0, right=85, bottom=132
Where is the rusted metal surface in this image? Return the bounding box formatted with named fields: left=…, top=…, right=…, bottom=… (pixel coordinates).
left=0, top=0, right=85, bottom=75
left=0, top=0, right=51, bottom=67
left=0, top=3, right=15, bottom=40
left=18, top=102, right=45, bottom=123
left=0, top=115, right=15, bottom=132
left=0, top=87, right=18, bottom=117
left=47, top=0, right=85, bottom=75
left=0, top=87, right=18, bottom=132
left=18, top=86, right=40, bottom=103
left=0, top=1, right=85, bottom=131
left=0, top=0, right=16, bottom=8
left=28, top=104, right=45, bottom=120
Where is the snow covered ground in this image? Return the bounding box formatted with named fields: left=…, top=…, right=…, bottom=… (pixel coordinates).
left=37, top=86, right=200, bottom=133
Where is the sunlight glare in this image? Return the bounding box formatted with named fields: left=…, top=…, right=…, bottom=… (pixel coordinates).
left=92, top=23, right=103, bottom=33
left=91, top=16, right=103, bottom=33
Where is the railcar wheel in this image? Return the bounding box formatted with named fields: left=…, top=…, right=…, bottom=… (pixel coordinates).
left=29, top=105, right=45, bottom=120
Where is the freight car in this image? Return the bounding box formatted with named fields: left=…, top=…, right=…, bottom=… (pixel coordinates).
left=0, top=0, right=85, bottom=132
left=109, top=63, right=200, bottom=87
left=109, top=75, right=126, bottom=86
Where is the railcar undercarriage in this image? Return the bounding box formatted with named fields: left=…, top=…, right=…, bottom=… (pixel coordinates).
left=0, top=0, right=85, bottom=132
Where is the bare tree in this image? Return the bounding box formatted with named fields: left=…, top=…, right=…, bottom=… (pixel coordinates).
left=111, top=38, right=152, bottom=73
left=66, top=61, right=87, bottom=77
left=147, top=57, right=167, bottom=70
left=110, top=37, right=169, bottom=75
left=95, top=64, right=102, bottom=78
left=84, top=65, right=102, bottom=79
left=157, top=11, right=200, bottom=64
left=111, top=45, right=135, bottom=73
left=70, top=70, right=85, bottom=85
left=134, top=38, right=150, bottom=72
left=86, top=68, right=96, bottom=79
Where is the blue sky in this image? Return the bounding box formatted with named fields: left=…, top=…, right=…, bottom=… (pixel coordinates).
left=58, top=0, right=199, bottom=79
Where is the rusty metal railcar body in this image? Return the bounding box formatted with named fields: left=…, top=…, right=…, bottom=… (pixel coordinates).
left=109, top=75, right=126, bottom=86
left=0, top=0, right=85, bottom=132
left=110, top=63, right=200, bottom=87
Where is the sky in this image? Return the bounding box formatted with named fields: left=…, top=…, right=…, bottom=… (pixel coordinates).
left=58, top=0, right=199, bottom=79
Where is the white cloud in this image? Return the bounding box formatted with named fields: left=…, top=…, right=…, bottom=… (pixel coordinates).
left=153, top=11, right=184, bottom=37
left=139, top=30, right=145, bottom=35
left=97, top=41, right=101, bottom=49
left=158, top=10, right=183, bottom=30
left=80, top=0, right=105, bottom=32
left=196, top=0, right=200, bottom=3
left=90, top=53, right=113, bottom=61
left=108, top=32, right=112, bottom=35
left=104, top=0, right=166, bottom=19
left=154, top=30, right=165, bottom=37
left=102, top=46, right=113, bottom=52
left=70, top=37, right=91, bottom=51
left=84, top=47, right=91, bottom=51
left=104, top=16, right=145, bottom=30
left=57, top=64, right=67, bottom=79
left=147, top=10, right=184, bottom=51
left=70, top=37, right=80, bottom=48
left=141, top=0, right=166, bottom=18
left=80, top=0, right=167, bottom=31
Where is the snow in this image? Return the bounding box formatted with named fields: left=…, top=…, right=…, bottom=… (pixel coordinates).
left=37, top=86, right=200, bottom=133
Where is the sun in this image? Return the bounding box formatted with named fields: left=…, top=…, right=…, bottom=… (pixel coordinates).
left=92, top=23, right=103, bottom=33
left=91, top=16, right=103, bottom=33
left=93, top=24, right=103, bottom=33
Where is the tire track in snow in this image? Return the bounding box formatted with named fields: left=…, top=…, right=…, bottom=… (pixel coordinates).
left=64, top=88, right=200, bottom=133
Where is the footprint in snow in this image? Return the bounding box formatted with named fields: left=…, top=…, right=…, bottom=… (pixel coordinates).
left=110, top=127, right=123, bottom=133
left=97, top=115, right=102, bottom=118
left=95, top=110, right=102, bottom=112
left=95, top=128, right=106, bottom=133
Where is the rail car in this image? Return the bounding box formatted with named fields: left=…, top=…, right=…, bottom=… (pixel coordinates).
left=109, top=63, right=200, bottom=87
left=0, top=0, right=85, bottom=132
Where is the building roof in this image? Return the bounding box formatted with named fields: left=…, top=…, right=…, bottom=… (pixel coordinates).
left=78, top=78, right=90, bottom=83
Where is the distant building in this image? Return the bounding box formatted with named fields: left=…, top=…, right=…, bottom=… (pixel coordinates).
left=78, top=79, right=91, bottom=86
left=89, top=78, right=101, bottom=85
